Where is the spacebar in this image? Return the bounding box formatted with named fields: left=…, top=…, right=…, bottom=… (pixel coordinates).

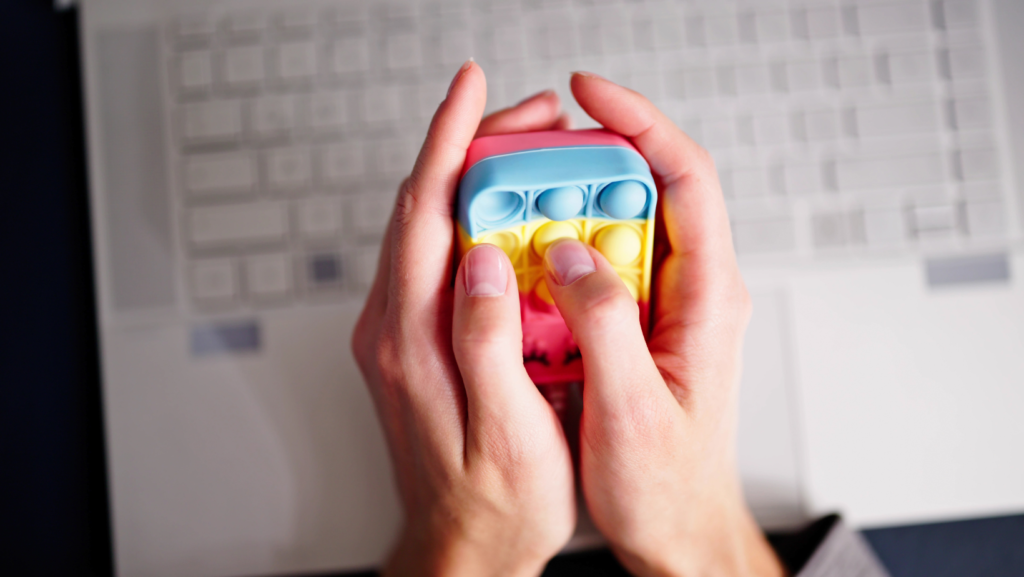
left=189, top=203, right=288, bottom=247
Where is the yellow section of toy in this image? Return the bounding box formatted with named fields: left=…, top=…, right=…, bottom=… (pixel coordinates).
left=458, top=215, right=655, bottom=302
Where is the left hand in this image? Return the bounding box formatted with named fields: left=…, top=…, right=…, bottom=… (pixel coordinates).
left=351, top=61, right=575, bottom=577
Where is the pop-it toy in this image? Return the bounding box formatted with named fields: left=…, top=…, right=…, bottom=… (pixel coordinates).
left=456, top=129, right=657, bottom=385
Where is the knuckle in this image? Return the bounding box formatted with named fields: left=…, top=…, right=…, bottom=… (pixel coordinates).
left=581, top=289, right=640, bottom=332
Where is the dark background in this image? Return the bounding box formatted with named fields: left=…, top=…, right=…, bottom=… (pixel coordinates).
left=1, top=1, right=1022, bottom=575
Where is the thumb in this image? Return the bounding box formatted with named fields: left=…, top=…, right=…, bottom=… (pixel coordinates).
left=542, top=239, right=665, bottom=408
left=453, top=244, right=557, bottom=455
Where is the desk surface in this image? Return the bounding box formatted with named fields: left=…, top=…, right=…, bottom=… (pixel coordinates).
left=1, top=2, right=1021, bottom=576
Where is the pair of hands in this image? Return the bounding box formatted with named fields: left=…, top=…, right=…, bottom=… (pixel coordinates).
left=352, top=61, right=784, bottom=577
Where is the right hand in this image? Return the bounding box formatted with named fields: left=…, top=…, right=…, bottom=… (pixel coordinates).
left=538, top=72, right=787, bottom=577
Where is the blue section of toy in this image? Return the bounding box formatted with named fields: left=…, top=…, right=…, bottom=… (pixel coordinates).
left=458, top=145, right=658, bottom=238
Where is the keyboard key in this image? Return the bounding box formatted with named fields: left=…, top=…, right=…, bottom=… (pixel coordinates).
left=332, top=36, right=370, bottom=74
left=882, top=51, right=934, bottom=84
left=804, top=6, right=840, bottom=39
left=175, top=14, right=216, bottom=38
left=685, top=16, right=706, bottom=47
left=782, top=163, right=824, bottom=195
left=854, top=101, right=938, bottom=138
left=350, top=245, right=381, bottom=287
left=963, top=198, right=1006, bottom=236
left=374, top=139, right=417, bottom=174
left=182, top=101, right=242, bottom=143
left=190, top=259, right=237, bottom=301
left=703, top=118, right=735, bottom=149
left=949, top=96, right=991, bottom=130
left=756, top=10, right=789, bottom=43
left=955, top=148, right=998, bottom=181
left=276, top=41, right=318, bottom=82
left=863, top=208, right=906, bottom=245
left=937, top=0, right=978, bottom=29
left=441, top=30, right=474, bottom=65
left=856, top=3, right=929, bottom=35
left=836, top=154, right=944, bottom=190
left=279, top=9, right=317, bottom=31
left=189, top=203, right=288, bottom=247
left=793, top=108, right=840, bottom=141
left=249, top=95, right=299, bottom=137
left=705, top=14, right=737, bottom=46
left=349, top=194, right=393, bottom=237
left=386, top=32, right=422, bottom=69
left=941, top=45, right=985, bottom=80
left=787, top=60, right=819, bottom=92
left=735, top=64, right=771, bottom=94
left=178, top=51, right=213, bottom=92
left=309, top=92, right=348, bottom=131
left=363, top=87, right=403, bottom=123
left=731, top=167, right=768, bottom=198
left=681, top=67, right=716, bottom=99
left=737, top=12, right=758, bottom=43
left=245, top=253, right=291, bottom=298
left=265, top=147, right=311, bottom=192
left=226, top=11, right=267, bottom=35
left=306, top=252, right=343, bottom=288
left=184, top=153, right=256, bottom=196
left=812, top=212, right=850, bottom=248
left=298, top=197, right=344, bottom=237
left=732, top=218, right=795, bottom=254
left=753, top=114, right=788, bottom=146
left=837, top=56, right=873, bottom=87
left=321, top=142, right=366, bottom=183
left=910, top=203, right=958, bottom=238
left=223, top=46, right=266, bottom=88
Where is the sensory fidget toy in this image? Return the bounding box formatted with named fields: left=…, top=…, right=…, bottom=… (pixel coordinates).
left=456, top=129, right=657, bottom=385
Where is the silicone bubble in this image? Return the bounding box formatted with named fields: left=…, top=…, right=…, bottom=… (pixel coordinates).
left=594, top=224, right=642, bottom=266
left=598, top=180, right=648, bottom=220
left=537, top=186, right=584, bottom=221
left=475, top=190, right=523, bottom=223
left=532, top=221, right=579, bottom=257
left=480, top=231, right=520, bottom=260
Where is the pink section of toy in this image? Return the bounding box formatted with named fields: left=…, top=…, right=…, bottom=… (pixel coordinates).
left=460, top=129, right=637, bottom=177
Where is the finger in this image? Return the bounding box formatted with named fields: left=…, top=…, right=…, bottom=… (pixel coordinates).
left=389, top=60, right=486, bottom=318
left=475, top=89, right=563, bottom=137
left=569, top=72, right=734, bottom=268
left=541, top=239, right=669, bottom=409
left=553, top=112, right=573, bottom=130
left=453, top=245, right=556, bottom=456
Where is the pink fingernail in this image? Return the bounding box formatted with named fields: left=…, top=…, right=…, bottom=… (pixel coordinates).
left=465, top=244, right=506, bottom=296
left=545, top=240, right=596, bottom=286
left=571, top=70, right=605, bottom=80
left=447, top=58, right=474, bottom=98
left=516, top=89, right=555, bottom=105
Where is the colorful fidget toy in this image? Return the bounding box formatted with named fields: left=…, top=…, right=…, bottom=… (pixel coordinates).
left=456, top=129, right=657, bottom=385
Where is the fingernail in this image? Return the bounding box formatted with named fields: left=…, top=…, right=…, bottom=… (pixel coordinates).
left=465, top=244, right=506, bottom=296
left=545, top=240, right=596, bottom=286
left=571, top=70, right=604, bottom=80
left=516, top=89, right=555, bottom=105
left=447, top=58, right=474, bottom=98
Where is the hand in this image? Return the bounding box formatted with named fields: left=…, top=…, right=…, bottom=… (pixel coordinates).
left=536, top=72, right=786, bottom=577
left=351, top=62, right=575, bottom=577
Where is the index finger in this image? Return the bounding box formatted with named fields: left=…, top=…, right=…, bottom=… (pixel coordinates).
left=569, top=72, right=734, bottom=265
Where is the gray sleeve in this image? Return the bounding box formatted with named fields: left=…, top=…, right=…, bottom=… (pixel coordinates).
left=767, top=515, right=889, bottom=577
left=796, top=519, right=889, bottom=577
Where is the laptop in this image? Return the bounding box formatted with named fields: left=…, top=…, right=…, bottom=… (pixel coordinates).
left=76, top=0, right=1024, bottom=574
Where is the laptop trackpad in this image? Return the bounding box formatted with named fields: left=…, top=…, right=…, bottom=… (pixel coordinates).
left=790, top=256, right=1024, bottom=525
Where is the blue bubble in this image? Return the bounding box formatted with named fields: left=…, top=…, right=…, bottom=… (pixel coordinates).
left=536, top=186, right=584, bottom=221
left=475, top=190, right=523, bottom=223
left=598, top=180, right=648, bottom=220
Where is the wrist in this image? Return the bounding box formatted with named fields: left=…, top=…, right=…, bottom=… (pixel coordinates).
left=384, top=522, right=550, bottom=577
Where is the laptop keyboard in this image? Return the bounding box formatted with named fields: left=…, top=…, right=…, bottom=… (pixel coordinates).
left=163, top=0, right=1010, bottom=310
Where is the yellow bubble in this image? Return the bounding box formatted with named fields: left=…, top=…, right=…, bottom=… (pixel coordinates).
left=532, top=221, right=579, bottom=257
left=620, top=275, right=640, bottom=301
left=480, top=231, right=519, bottom=260
left=595, top=224, right=642, bottom=266
left=534, top=278, right=555, bottom=304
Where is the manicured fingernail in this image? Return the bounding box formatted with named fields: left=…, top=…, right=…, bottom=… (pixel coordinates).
left=447, top=58, right=474, bottom=97
left=517, top=89, right=555, bottom=105
left=465, top=244, right=506, bottom=296
left=545, top=240, right=596, bottom=286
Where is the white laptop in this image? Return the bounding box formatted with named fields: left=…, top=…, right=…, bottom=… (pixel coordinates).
left=77, top=0, right=1024, bottom=575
